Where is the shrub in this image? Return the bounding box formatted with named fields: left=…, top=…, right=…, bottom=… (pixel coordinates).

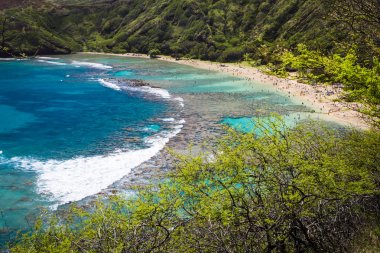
left=148, top=48, right=161, bottom=58
left=9, top=119, right=380, bottom=252
left=217, top=47, right=244, bottom=62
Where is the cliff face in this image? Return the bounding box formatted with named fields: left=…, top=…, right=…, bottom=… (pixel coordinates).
left=0, top=0, right=377, bottom=61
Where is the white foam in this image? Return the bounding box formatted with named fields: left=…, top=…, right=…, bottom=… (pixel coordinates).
left=162, top=118, right=175, bottom=122
left=174, top=97, right=185, bottom=107
left=37, top=60, right=68, bottom=66
left=72, top=60, right=112, bottom=70
left=0, top=152, right=6, bottom=165
left=0, top=58, right=16, bottom=61
left=98, top=79, right=121, bottom=91
left=98, top=79, right=172, bottom=100
left=142, top=86, right=171, bottom=99
left=37, top=56, right=60, bottom=60
left=11, top=125, right=183, bottom=206
left=124, top=85, right=171, bottom=99
left=143, top=127, right=158, bottom=132
left=97, top=79, right=185, bottom=107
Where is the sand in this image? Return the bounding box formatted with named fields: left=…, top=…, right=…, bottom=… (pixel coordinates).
left=73, top=52, right=375, bottom=201
left=81, top=52, right=370, bottom=129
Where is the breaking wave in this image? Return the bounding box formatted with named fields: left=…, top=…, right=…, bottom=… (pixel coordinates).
left=37, top=60, right=68, bottom=66
left=72, top=61, right=112, bottom=70
left=5, top=121, right=184, bottom=206
left=98, top=79, right=184, bottom=107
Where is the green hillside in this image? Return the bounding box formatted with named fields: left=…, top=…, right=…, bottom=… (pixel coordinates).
left=1, top=0, right=378, bottom=62
left=3, top=0, right=378, bottom=124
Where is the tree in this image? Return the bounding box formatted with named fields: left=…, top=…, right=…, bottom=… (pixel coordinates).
left=149, top=48, right=161, bottom=58
left=322, top=0, right=380, bottom=57
left=0, top=12, right=9, bottom=56
left=9, top=118, right=380, bottom=252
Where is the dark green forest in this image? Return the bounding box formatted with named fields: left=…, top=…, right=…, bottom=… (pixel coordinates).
left=0, top=0, right=378, bottom=62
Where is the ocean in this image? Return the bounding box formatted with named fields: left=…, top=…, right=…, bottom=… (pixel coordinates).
left=0, top=54, right=313, bottom=245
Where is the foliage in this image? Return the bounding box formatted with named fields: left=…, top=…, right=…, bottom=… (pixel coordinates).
left=276, top=44, right=380, bottom=127
left=149, top=48, right=161, bottom=58
left=9, top=119, right=380, bottom=252
left=1, top=0, right=378, bottom=63
left=321, top=0, right=380, bottom=59
left=217, top=47, right=244, bottom=62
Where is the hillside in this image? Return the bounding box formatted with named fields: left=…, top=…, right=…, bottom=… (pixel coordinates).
left=1, top=0, right=378, bottom=62
left=0, top=0, right=379, bottom=125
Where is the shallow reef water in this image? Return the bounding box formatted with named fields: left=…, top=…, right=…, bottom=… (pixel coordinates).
left=0, top=54, right=317, bottom=246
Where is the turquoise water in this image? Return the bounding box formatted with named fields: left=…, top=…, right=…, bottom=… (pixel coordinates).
left=221, top=112, right=315, bottom=133
left=0, top=56, right=175, bottom=245
left=0, top=54, right=313, bottom=246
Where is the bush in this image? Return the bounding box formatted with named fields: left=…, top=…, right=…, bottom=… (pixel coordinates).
left=9, top=119, right=380, bottom=252
left=279, top=44, right=380, bottom=127
left=148, top=48, right=161, bottom=58
left=217, top=47, right=244, bottom=62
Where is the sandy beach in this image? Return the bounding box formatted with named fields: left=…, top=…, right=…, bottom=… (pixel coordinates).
left=73, top=51, right=371, bottom=199
left=82, top=52, right=370, bottom=130
left=158, top=56, right=370, bottom=130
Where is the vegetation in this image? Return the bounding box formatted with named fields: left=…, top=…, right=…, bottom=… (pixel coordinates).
left=0, top=0, right=378, bottom=61
left=149, top=49, right=161, bottom=59
left=267, top=44, right=380, bottom=127
left=1, top=1, right=380, bottom=250
left=0, top=0, right=378, bottom=122
left=9, top=119, right=380, bottom=252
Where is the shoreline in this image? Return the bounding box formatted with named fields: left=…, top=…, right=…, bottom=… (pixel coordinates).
left=0, top=51, right=371, bottom=243
left=80, top=52, right=370, bottom=130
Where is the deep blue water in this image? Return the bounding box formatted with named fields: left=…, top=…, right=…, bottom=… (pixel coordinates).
left=0, top=57, right=174, bottom=245
left=0, top=60, right=167, bottom=159
left=0, top=54, right=316, bottom=247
